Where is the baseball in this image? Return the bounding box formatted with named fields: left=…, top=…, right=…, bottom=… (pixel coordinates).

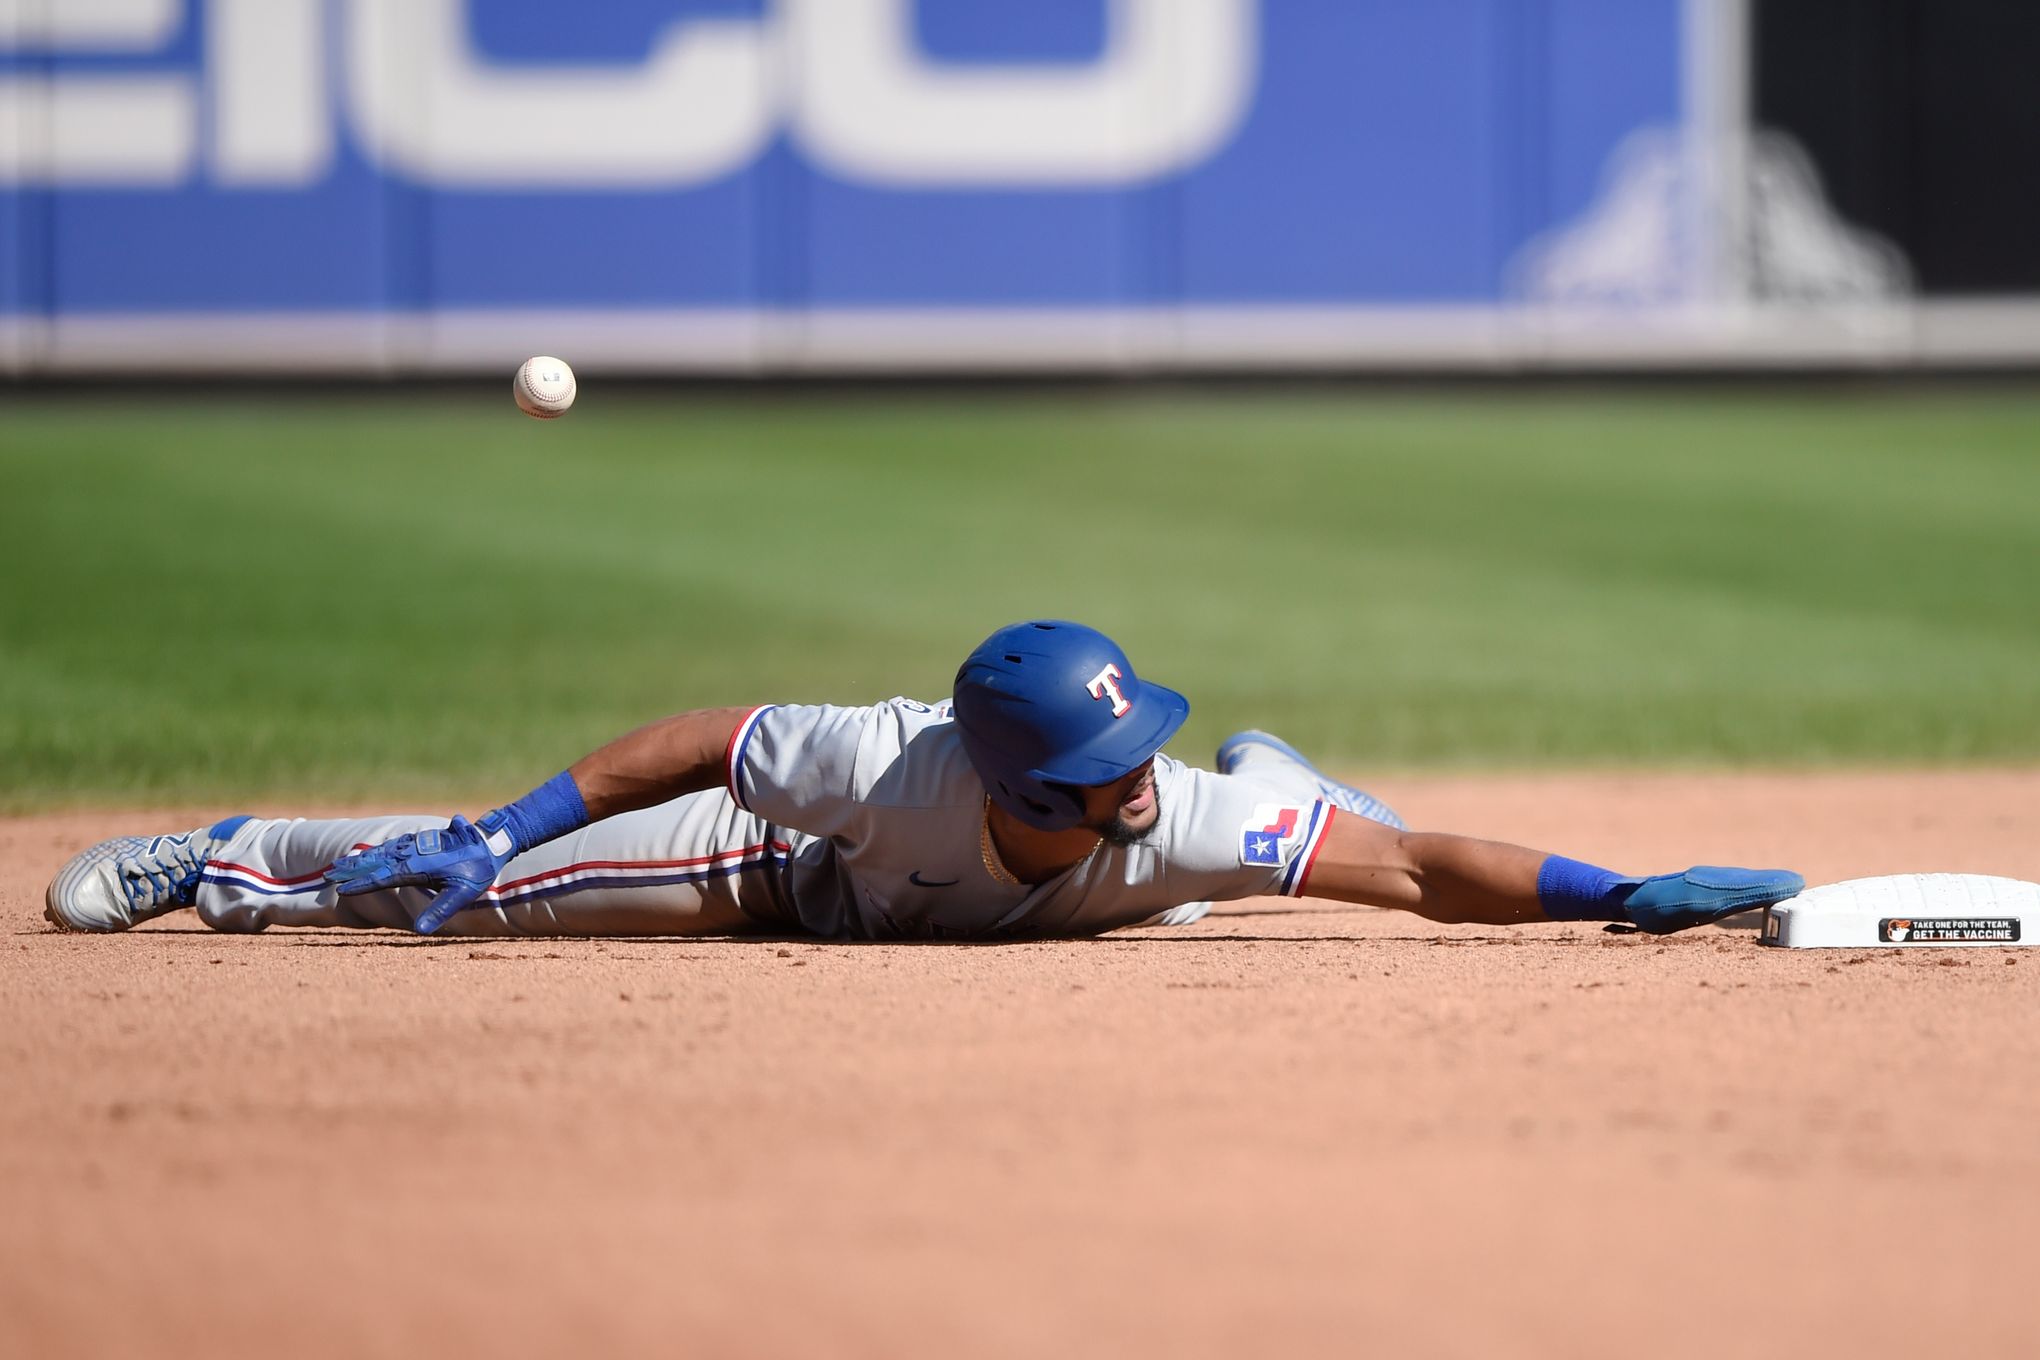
left=513, top=356, right=576, bottom=419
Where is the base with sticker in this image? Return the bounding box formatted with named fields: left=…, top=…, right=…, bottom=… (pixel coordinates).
left=1761, top=874, right=2039, bottom=948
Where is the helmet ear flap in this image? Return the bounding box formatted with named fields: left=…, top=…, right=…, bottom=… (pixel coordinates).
left=991, top=776, right=1085, bottom=832
left=1019, top=781, right=1083, bottom=827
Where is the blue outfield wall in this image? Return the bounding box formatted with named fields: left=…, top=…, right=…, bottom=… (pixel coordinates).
left=0, top=0, right=1686, bottom=368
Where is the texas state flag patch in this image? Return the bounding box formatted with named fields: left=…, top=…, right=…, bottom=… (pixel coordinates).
left=1240, top=801, right=1335, bottom=895
left=1240, top=804, right=1303, bottom=866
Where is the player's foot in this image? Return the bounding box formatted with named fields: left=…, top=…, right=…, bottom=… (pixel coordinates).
left=1620, top=866, right=1806, bottom=935
left=44, top=816, right=249, bottom=933
left=1215, top=730, right=1407, bottom=830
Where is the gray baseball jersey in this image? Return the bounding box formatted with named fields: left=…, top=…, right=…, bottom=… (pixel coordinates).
left=728, top=698, right=1337, bottom=940
left=181, top=697, right=1343, bottom=940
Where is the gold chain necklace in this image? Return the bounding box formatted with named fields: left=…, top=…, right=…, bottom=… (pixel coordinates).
left=979, top=796, right=1021, bottom=887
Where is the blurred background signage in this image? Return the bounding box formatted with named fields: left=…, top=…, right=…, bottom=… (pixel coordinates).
left=2, top=0, right=2033, bottom=372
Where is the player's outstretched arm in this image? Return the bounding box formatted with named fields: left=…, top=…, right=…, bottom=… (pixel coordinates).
left=324, top=706, right=754, bottom=933
left=1303, top=816, right=1546, bottom=924
left=1301, top=813, right=1803, bottom=934
left=564, top=706, right=757, bottom=820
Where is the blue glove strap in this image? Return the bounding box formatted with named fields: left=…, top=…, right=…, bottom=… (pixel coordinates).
left=1536, top=854, right=1636, bottom=922
left=480, top=770, right=590, bottom=856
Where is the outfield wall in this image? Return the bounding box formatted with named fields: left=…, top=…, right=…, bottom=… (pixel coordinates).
left=4, top=1, right=2035, bottom=375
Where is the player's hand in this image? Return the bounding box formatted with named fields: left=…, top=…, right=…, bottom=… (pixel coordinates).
left=1621, top=866, right=1805, bottom=934
left=323, top=816, right=513, bottom=934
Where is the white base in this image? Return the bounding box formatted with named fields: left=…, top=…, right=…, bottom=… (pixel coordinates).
left=1761, top=874, right=2039, bottom=948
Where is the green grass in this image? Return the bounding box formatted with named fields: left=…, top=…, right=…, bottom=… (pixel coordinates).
left=2, top=386, right=2036, bottom=809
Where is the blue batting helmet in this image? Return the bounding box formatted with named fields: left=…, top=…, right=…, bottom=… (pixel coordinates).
left=952, top=620, right=1190, bottom=831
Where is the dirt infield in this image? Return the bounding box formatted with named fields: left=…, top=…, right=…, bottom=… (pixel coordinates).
left=5, top=770, right=2038, bottom=1359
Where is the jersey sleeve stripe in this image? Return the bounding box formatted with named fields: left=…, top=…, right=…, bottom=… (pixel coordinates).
left=1285, top=803, right=1336, bottom=897
left=1275, top=801, right=1321, bottom=894
left=723, top=705, right=775, bottom=810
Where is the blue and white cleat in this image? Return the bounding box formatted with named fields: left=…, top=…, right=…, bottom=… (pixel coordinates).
left=1215, top=729, right=1407, bottom=830
left=44, top=817, right=248, bottom=933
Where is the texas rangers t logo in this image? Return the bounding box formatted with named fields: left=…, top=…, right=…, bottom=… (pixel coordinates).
left=1085, top=663, right=1132, bottom=717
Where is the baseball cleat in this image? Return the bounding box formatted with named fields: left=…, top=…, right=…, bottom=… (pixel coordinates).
left=43, top=817, right=248, bottom=932
left=1620, top=866, right=1806, bottom=935
left=1215, top=729, right=1407, bottom=830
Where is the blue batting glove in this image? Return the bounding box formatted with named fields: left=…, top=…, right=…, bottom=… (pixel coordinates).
left=1621, top=866, right=1805, bottom=935
left=324, top=815, right=515, bottom=934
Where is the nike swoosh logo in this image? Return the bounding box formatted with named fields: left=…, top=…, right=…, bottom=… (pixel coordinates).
left=909, top=871, right=959, bottom=888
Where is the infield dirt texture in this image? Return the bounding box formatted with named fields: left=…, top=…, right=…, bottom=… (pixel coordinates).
left=4, top=390, right=2038, bottom=1355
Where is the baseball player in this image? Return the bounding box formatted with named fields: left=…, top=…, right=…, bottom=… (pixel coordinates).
left=45, top=620, right=1803, bottom=941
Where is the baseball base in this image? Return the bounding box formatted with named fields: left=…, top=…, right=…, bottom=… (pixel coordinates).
left=1761, top=873, right=2040, bottom=948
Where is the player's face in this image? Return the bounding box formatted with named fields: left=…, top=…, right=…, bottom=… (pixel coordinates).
left=1081, top=758, right=1160, bottom=846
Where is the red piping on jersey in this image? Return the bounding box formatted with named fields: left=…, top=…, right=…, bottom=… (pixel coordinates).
left=1294, top=806, right=1337, bottom=897
left=214, top=840, right=799, bottom=900
left=209, top=842, right=375, bottom=886
left=208, top=859, right=332, bottom=887
left=491, top=840, right=794, bottom=895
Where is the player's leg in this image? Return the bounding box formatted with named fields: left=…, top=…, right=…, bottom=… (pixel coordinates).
left=434, top=792, right=795, bottom=937
left=48, top=793, right=795, bottom=937
left=1214, top=730, right=1407, bottom=829
left=197, top=813, right=452, bottom=931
